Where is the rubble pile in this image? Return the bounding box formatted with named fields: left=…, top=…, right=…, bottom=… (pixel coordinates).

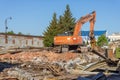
left=0, top=50, right=101, bottom=80
left=0, top=50, right=99, bottom=63
left=0, top=50, right=119, bottom=80
left=0, top=51, right=79, bottom=63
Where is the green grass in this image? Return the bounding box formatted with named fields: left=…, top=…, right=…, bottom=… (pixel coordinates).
left=115, top=47, right=120, bottom=58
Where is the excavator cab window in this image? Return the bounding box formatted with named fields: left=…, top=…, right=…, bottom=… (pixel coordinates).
left=57, top=31, right=73, bottom=36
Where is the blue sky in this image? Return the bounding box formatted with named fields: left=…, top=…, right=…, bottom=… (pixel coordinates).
left=0, top=0, right=120, bottom=36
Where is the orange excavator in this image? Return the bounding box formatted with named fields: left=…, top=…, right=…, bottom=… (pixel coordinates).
left=54, top=11, right=96, bottom=52
left=54, top=11, right=120, bottom=71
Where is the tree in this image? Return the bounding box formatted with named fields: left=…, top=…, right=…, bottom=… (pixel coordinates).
left=58, top=4, right=76, bottom=34
left=43, top=13, right=58, bottom=47
left=18, top=32, right=23, bottom=35
left=97, top=35, right=108, bottom=47
left=7, top=30, right=15, bottom=34
left=43, top=4, right=76, bottom=47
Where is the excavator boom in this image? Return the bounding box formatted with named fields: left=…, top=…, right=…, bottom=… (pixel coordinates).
left=73, top=11, right=96, bottom=36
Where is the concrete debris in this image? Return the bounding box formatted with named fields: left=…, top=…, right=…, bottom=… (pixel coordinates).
left=0, top=50, right=119, bottom=80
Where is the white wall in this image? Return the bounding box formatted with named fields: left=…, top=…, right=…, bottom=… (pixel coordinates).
left=108, top=33, right=120, bottom=42
left=0, top=34, right=44, bottom=48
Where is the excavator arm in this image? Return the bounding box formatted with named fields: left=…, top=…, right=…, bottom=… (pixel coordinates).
left=73, top=11, right=96, bottom=36
left=73, top=11, right=96, bottom=49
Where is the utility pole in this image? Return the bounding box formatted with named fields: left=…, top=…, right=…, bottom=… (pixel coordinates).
left=5, top=17, right=12, bottom=44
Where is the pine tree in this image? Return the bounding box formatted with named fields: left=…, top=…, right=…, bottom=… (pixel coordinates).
left=57, top=15, right=64, bottom=34
left=58, top=4, right=75, bottom=33
left=43, top=13, right=58, bottom=47
left=43, top=5, right=76, bottom=47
